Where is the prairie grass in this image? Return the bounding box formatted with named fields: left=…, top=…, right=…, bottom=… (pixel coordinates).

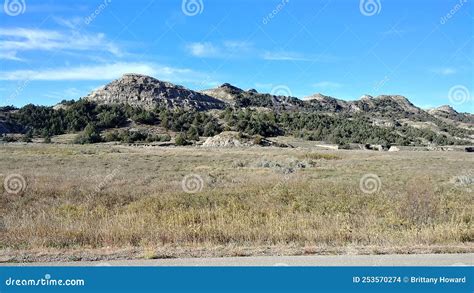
left=0, top=143, right=472, bottom=258
left=299, top=152, right=341, bottom=161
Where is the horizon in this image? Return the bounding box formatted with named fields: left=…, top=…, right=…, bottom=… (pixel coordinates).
left=0, top=0, right=473, bottom=113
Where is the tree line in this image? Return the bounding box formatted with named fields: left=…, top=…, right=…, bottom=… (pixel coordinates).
left=2, top=100, right=470, bottom=146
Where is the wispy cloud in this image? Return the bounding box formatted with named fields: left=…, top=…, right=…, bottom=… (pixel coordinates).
left=382, top=28, right=408, bottom=36
left=43, top=87, right=84, bottom=100
left=186, top=42, right=337, bottom=63
left=0, top=3, right=88, bottom=14
left=262, top=51, right=309, bottom=61
left=186, top=41, right=252, bottom=58
left=262, top=51, right=338, bottom=62
left=0, top=27, right=122, bottom=61
left=0, top=62, right=211, bottom=83
left=312, top=81, right=343, bottom=88
left=432, top=67, right=457, bottom=75
left=186, top=42, right=220, bottom=58
left=0, top=51, right=24, bottom=61
left=53, top=17, right=84, bottom=29
left=222, top=41, right=252, bottom=51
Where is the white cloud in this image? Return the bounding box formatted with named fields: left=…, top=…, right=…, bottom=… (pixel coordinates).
left=43, top=87, right=84, bottom=100
left=186, top=42, right=220, bottom=58
left=53, top=17, right=84, bottom=30
left=0, top=27, right=122, bottom=60
left=186, top=41, right=252, bottom=58
left=0, top=3, right=88, bottom=14
left=0, top=51, right=24, bottom=61
left=432, top=67, right=457, bottom=75
left=312, top=81, right=343, bottom=88
left=223, top=41, right=252, bottom=51
left=263, top=51, right=310, bottom=61
left=185, top=42, right=336, bottom=63
left=0, top=62, right=210, bottom=83
left=262, top=51, right=338, bottom=62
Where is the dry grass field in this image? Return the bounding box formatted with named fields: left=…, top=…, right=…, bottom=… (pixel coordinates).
left=0, top=142, right=473, bottom=262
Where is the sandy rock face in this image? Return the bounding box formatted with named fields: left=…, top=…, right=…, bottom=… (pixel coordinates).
left=202, top=131, right=254, bottom=147
left=85, top=74, right=225, bottom=110
left=388, top=146, right=400, bottom=152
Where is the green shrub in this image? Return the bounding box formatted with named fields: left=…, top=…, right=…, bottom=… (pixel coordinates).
left=74, top=123, right=102, bottom=144
left=175, top=133, right=190, bottom=146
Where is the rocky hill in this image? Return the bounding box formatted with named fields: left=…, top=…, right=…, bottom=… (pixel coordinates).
left=2, top=73, right=473, bottom=147
left=201, top=83, right=245, bottom=104
left=203, top=84, right=426, bottom=118
left=354, top=95, right=422, bottom=116
left=198, top=82, right=473, bottom=142
left=201, top=83, right=302, bottom=110
left=81, top=74, right=470, bottom=126
left=428, top=105, right=474, bottom=124
left=303, top=93, right=353, bottom=112
left=85, top=74, right=225, bottom=111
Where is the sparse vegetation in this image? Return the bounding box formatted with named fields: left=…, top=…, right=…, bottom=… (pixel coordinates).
left=74, top=123, right=102, bottom=144
left=175, top=132, right=190, bottom=146
left=0, top=144, right=472, bottom=260
left=2, top=100, right=471, bottom=146
left=300, top=152, right=341, bottom=160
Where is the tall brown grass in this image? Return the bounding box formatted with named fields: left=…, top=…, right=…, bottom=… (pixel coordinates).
left=0, top=144, right=472, bottom=254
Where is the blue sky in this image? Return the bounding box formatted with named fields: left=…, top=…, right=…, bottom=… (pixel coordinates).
left=0, top=0, right=473, bottom=112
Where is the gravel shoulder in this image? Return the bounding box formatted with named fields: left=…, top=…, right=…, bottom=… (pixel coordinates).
left=3, top=253, right=473, bottom=267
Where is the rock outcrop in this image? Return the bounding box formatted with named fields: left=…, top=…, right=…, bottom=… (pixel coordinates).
left=304, top=93, right=349, bottom=112
left=388, top=146, right=400, bottom=152
left=85, top=74, right=225, bottom=111
left=202, top=131, right=254, bottom=147
left=201, top=83, right=302, bottom=109
left=202, top=131, right=290, bottom=148
left=428, top=105, right=474, bottom=124
left=200, top=83, right=244, bottom=104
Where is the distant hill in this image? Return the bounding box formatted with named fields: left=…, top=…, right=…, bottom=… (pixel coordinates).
left=428, top=105, right=474, bottom=124
left=201, top=83, right=302, bottom=109
left=1, top=73, right=473, bottom=146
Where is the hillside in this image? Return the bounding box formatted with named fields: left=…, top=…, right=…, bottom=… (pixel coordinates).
left=428, top=105, right=474, bottom=124
left=201, top=83, right=302, bottom=109
left=1, top=74, right=473, bottom=147
left=85, top=74, right=225, bottom=111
